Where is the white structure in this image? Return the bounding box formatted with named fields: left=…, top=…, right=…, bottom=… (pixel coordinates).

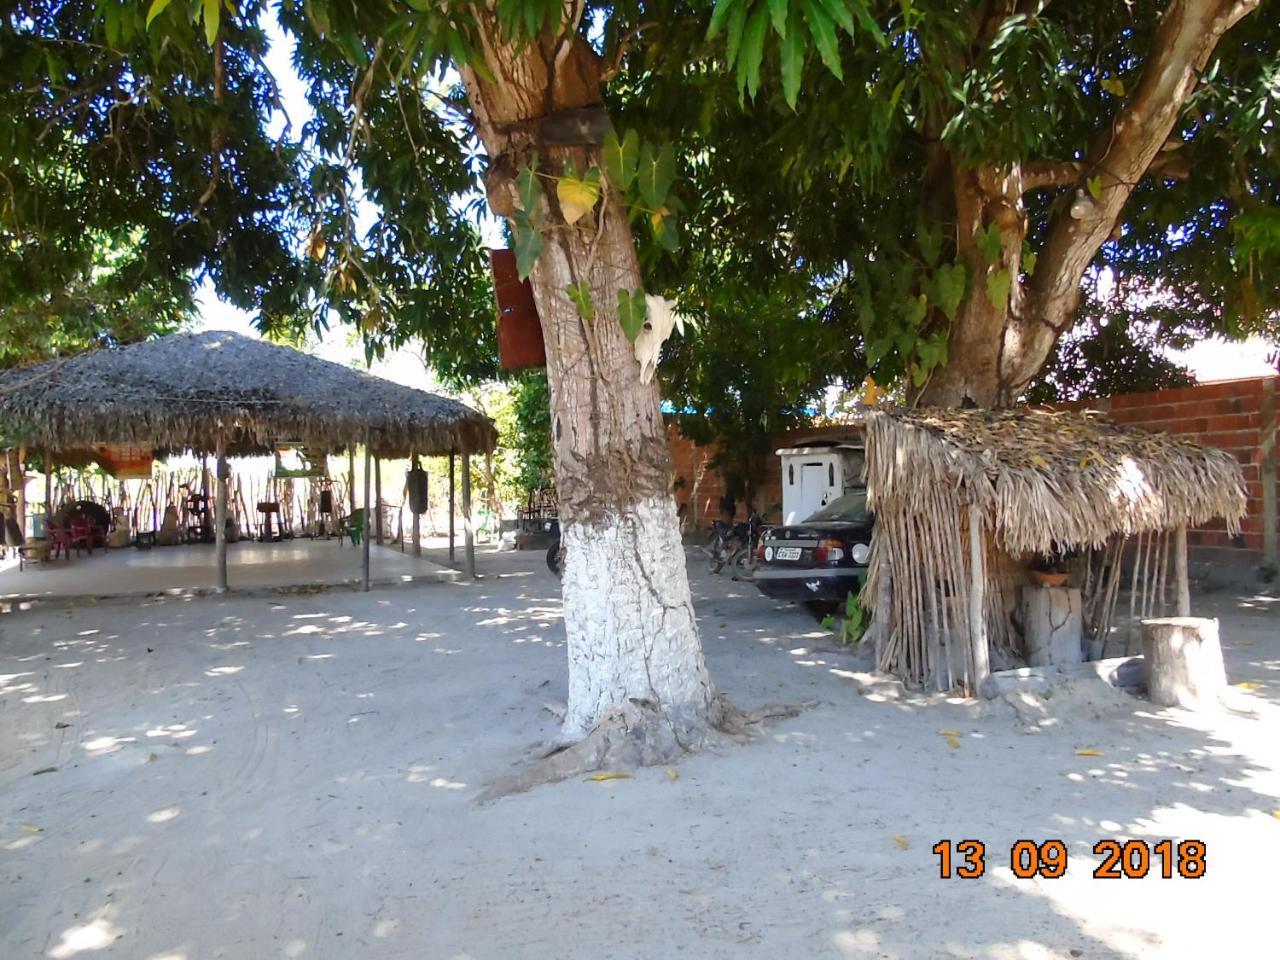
left=777, top=441, right=866, bottom=524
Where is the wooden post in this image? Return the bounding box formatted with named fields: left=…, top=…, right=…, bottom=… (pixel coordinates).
left=448, top=451, right=456, bottom=562
left=410, top=465, right=421, bottom=558
left=1262, top=377, right=1277, bottom=569
left=214, top=435, right=228, bottom=593
left=967, top=505, right=991, bottom=695
left=374, top=457, right=383, bottom=545
left=362, top=436, right=372, bottom=592
left=1174, top=522, right=1191, bottom=617
left=461, top=452, right=475, bottom=579
left=44, top=448, right=53, bottom=522
left=347, top=447, right=357, bottom=517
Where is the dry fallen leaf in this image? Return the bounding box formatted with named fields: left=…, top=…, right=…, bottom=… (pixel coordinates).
left=938, top=729, right=961, bottom=737
left=892, top=834, right=910, bottom=850
left=665, top=767, right=679, bottom=781
left=1271, top=810, right=1280, bottom=820
left=1074, top=748, right=1103, bottom=757
left=945, top=736, right=960, bottom=749
left=586, top=772, right=634, bottom=782
left=1236, top=682, right=1263, bottom=692
left=20, top=824, right=41, bottom=834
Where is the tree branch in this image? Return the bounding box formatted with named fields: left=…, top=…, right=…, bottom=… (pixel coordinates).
left=600, top=21, right=656, bottom=83
left=1022, top=147, right=1192, bottom=192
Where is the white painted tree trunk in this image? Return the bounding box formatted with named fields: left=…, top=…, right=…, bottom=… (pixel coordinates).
left=461, top=16, right=721, bottom=746
left=561, top=496, right=715, bottom=740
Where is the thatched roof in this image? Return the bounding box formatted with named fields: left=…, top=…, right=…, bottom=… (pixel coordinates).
left=865, top=407, right=1245, bottom=554
left=0, top=331, right=497, bottom=458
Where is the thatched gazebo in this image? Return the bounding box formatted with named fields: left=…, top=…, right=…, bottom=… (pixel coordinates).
left=0, top=331, right=498, bottom=590
left=863, top=408, right=1247, bottom=693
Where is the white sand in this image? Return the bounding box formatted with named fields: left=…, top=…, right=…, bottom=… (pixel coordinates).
left=2, top=552, right=1277, bottom=959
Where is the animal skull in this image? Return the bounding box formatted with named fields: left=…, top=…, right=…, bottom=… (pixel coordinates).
left=634, top=294, right=679, bottom=384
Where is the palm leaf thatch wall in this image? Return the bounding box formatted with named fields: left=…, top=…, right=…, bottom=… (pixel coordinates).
left=864, top=408, right=1246, bottom=692
left=0, top=331, right=497, bottom=459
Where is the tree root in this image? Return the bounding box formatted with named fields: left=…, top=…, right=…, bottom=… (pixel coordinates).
left=475, top=694, right=807, bottom=803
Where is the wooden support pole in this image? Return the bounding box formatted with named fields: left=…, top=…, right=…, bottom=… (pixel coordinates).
left=44, top=448, right=53, bottom=522
left=348, top=447, right=357, bottom=517
left=967, top=505, right=991, bottom=695
left=461, top=452, right=475, bottom=579
left=362, top=436, right=372, bottom=592
left=215, top=435, right=228, bottom=594
left=448, top=452, right=456, bottom=562
left=374, top=457, right=383, bottom=545
left=1262, top=377, right=1277, bottom=569
left=1175, top=522, right=1191, bottom=617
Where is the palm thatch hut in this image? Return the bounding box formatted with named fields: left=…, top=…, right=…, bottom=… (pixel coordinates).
left=863, top=408, right=1246, bottom=693
left=0, top=331, right=498, bottom=589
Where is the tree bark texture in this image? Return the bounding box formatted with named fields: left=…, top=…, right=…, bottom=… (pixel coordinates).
left=918, top=0, right=1261, bottom=407
left=461, top=13, right=719, bottom=742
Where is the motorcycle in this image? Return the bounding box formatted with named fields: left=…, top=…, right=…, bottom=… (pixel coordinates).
left=545, top=518, right=563, bottom=577
left=706, top=511, right=764, bottom=576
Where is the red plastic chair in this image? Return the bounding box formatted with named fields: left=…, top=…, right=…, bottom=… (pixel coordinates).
left=69, top=515, right=95, bottom=556
left=47, top=522, right=75, bottom=560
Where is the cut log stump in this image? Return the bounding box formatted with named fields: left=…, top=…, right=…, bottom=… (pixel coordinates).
left=1022, top=584, right=1084, bottom=667
left=1141, top=617, right=1226, bottom=709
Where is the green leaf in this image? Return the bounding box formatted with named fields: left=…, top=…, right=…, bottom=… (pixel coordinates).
left=737, top=5, right=769, bottom=100
left=985, top=267, right=1012, bottom=309
left=512, top=212, right=542, bottom=280
left=706, top=0, right=741, bottom=39
left=1022, top=247, right=1038, bottom=277
left=1086, top=175, right=1103, bottom=200
left=516, top=159, right=542, bottom=225
left=637, top=142, right=676, bottom=211
left=816, top=0, right=858, bottom=37
left=652, top=210, right=681, bottom=252
left=851, top=0, right=886, bottom=46
left=617, top=288, right=648, bottom=341
left=146, top=0, right=175, bottom=28
left=916, top=220, right=942, bottom=267
left=780, top=12, right=806, bottom=109
left=802, top=0, right=844, bottom=80
left=202, top=0, right=220, bottom=45
left=556, top=167, right=601, bottom=226
left=566, top=281, right=595, bottom=320
left=767, top=0, right=789, bottom=37
left=724, top=0, right=750, bottom=68
left=603, top=129, right=639, bottom=191
left=975, top=222, right=1003, bottom=265
left=929, top=261, right=967, bottom=320
left=820, top=614, right=836, bottom=630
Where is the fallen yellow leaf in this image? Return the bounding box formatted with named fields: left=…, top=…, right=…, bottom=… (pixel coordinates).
left=665, top=767, right=679, bottom=781
left=892, top=834, right=910, bottom=850
left=586, top=772, right=634, bottom=782
left=20, top=824, right=41, bottom=834
left=1074, top=748, right=1103, bottom=757
left=945, top=736, right=960, bottom=749
left=1237, top=682, right=1263, bottom=692
left=1271, top=810, right=1280, bottom=820
left=938, top=729, right=961, bottom=737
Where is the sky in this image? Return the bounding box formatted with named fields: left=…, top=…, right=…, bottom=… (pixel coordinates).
left=193, top=16, right=1276, bottom=390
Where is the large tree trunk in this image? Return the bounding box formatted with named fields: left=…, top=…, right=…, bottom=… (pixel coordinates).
left=918, top=0, right=1260, bottom=408
left=461, top=17, right=721, bottom=745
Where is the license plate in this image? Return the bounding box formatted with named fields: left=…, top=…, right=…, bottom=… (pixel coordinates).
left=775, top=546, right=802, bottom=561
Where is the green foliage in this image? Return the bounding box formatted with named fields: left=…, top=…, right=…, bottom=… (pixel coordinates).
left=820, top=589, right=867, bottom=645
left=510, top=369, right=554, bottom=498
left=615, top=289, right=648, bottom=342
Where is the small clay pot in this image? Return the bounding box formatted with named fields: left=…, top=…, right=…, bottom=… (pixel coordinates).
left=1031, top=570, right=1069, bottom=587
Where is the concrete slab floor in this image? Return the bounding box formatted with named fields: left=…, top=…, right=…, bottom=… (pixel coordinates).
left=0, top=538, right=458, bottom=601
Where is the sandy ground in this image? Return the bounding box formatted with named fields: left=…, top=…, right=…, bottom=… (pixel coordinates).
left=1, top=548, right=1277, bottom=960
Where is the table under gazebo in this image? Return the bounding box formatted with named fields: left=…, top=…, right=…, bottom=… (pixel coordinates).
left=0, top=331, right=498, bottom=592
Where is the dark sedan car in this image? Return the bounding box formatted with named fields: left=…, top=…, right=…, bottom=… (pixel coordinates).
left=751, top=491, right=873, bottom=606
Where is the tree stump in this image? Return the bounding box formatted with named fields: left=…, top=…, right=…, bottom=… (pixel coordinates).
left=1141, top=617, right=1226, bottom=708
left=1022, top=584, right=1084, bottom=667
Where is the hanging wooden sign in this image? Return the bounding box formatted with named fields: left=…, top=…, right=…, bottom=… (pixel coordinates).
left=490, top=248, right=546, bottom=369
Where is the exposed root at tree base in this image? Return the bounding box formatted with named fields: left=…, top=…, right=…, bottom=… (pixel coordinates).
left=475, top=694, right=806, bottom=803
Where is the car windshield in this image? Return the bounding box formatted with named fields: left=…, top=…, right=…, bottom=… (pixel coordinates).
left=804, top=491, right=870, bottom=523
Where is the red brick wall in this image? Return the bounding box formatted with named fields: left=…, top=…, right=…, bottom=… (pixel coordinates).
left=1052, top=376, right=1278, bottom=555
left=668, top=376, right=1279, bottom=561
